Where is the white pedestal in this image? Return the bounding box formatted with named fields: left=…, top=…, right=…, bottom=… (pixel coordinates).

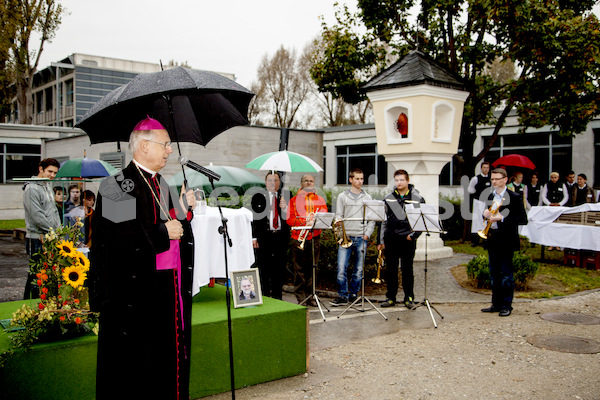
left=414, top=233, right=453, bottom=261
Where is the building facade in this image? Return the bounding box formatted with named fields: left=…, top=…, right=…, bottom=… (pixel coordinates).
left=4, top=53, right=235, bottom=128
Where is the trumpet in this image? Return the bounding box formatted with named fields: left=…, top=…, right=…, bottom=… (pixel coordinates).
left=298, top=212, right=315, bottom=250
left=372, top=249, right=384, bottom=284
left=478, top=199, right=502, bottom=239
left=333, top=218, right=352, bottom=248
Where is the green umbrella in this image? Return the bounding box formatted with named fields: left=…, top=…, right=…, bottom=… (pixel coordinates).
left=56, top=157, right=119, bottom=178
left=245, top=150, right=323, bottom=172
left=169, top=164, right=265, bottom=195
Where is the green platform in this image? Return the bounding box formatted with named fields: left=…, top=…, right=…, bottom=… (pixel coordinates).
left=0, top=285, right=308, bottom=399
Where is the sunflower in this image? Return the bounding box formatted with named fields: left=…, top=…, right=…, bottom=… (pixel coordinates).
left=73, top=251, right=90, bottom=271
left=62, top=265, right=87, bottom=288
left=56, top=240, right=76, bottom=258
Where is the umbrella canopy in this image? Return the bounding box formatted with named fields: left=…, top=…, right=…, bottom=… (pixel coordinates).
left=168, top=164, right=265, bottom=195
left=245, top=151, right=323, bottom=173
left=56, top=157, right=119, bottom=178
left=75, top=67, right=255, bottom=146
left=492, top=154, right=536, bottom=170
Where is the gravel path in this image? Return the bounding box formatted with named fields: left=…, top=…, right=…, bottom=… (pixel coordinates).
left=205, top=290, right=600, bottom=400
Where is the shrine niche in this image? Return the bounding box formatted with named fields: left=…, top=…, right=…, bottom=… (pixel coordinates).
left=431, top=101, right=455, bottom=143
left=384, top=103, right=412, bottom=144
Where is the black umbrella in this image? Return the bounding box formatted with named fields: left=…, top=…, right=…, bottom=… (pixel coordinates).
left=75, top=67, right=254, bottom=147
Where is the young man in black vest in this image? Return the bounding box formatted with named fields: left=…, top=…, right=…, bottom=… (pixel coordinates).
left=377, top=169, right=425, bottom=309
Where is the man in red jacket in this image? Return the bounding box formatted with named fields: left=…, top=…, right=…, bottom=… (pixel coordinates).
left=287, top=174, right=327, bottom=305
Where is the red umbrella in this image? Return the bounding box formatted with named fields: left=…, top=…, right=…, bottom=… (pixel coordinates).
left=492, top=154, right=536, bottom=170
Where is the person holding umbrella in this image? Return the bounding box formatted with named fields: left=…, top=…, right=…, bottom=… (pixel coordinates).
left=90, top=116, right=196, bottom=400
left=250, top=171, right=290, bottom=300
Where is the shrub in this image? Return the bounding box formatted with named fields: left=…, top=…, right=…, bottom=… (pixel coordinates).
left=466, top=255, right=491, bottom=289
left=466, top=253, right=540, bottom=290
left=513, top=252, right=540, bottom=290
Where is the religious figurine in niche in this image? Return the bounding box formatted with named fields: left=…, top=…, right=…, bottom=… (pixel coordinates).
left=395, top=113, right=408, bottom=138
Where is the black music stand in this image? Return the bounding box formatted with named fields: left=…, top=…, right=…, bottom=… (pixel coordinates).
left=406, top=204, right=445, bottom=328
left=337, top=200, right=387, bottom=320
left=297, top=212, right=334, bottom=321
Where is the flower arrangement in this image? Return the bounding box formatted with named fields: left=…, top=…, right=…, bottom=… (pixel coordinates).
left=0, top=221, right=99, bottom=366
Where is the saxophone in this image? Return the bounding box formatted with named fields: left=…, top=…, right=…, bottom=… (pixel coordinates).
left=333, top=218, right=352, bottom=248
left=298, top=212, right=315, bottom=250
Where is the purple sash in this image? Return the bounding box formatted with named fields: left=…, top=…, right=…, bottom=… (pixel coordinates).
left=156, top=239, right=185, bottom=331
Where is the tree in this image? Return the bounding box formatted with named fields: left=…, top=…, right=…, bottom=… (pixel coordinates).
left=2, top=0, right=64, bottom=124
left=251, top=45, right=312, bottom=128
left=310, top=1, right=600, bottom=175
left=0, top=0, right=18, bottom=119
left=307, top=35, right=374, bottom=127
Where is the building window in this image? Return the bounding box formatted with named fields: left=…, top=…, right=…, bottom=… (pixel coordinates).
left=336, top=144, right=387, bottom=185
left=0, top=143, right=42, bottom=183
left=100, top=152, right=125, bottom=170
left=483, top=131, right=571, bottom=181
left=65, top=79, right=74, bottom=105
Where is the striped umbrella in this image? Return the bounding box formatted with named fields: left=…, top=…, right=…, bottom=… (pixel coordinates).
left=56, top=157, right=119, bottom=178
left=245, top=151, right=323, bottom=173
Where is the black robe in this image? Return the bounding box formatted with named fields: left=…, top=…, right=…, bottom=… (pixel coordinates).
left=90, top=162, right=194, bottom=400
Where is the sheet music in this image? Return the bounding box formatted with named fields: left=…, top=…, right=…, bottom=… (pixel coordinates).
left=406, top=204, right=444, bottom=233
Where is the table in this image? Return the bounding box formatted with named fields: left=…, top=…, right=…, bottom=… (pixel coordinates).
left=191, top=206, right=255, bottom=295
left=523, top=204, right=600, bottom=251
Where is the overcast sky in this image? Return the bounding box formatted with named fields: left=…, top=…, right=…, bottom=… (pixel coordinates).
left=37, top=0, right=353, bottom=89
left=37, top=1, right=599, bottom=90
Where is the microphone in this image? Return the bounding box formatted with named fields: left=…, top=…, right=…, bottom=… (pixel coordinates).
left=178, top=156, right=221, bottom=181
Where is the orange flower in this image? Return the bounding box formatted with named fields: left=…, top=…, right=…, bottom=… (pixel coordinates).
left=36, top=273, right=41, bottom=279
left=74, top=299, right=80, bottom=304
left=40, top=294, right=46, bottom=300
left=75, top=317, right=82, bottom=324
left=38, top=303, right=45, bottom=310
left=42, top=287, right=48, bottom=294
left=37, top=279, right=42, bottom=286
left=59, top=316, right=65, bottom=321
left=41, top=274, right=48, bottom=281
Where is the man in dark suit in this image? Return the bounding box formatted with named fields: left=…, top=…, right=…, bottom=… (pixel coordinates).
left=250, top=172, right=290, bottom=300
left=90, top=116, right=196, bottom=400
left=481, top=168, right=528, bottom=317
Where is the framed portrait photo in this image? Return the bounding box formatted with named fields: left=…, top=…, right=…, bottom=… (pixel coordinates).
left=231, top=268, right=263, bottom=308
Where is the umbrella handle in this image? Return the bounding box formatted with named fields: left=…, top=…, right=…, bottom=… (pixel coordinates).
left=182, top=176, right=192, bottom=212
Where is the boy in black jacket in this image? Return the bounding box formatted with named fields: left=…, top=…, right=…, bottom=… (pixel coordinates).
left=377, top=169, right=425, bottom=308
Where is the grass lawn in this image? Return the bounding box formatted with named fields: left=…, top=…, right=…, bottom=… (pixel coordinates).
left=447, top=238, right=600, bottom=299
left=0, top=220, right=25, bottom=230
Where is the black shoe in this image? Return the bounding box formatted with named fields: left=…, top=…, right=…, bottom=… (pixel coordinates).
left=481, top=306, right=500, bottom=313
left=380, top=299, right=396, bottom=308
left=404, top=297, right=416, bottom=309
left=499, top=308, right=512, bottom=317
left=330, top=297, right=348, bottom=307
left=349, top=294, right=358, bottom=303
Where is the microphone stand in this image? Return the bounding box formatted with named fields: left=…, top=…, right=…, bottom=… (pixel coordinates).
left=208, top=176, right=236, bottom=399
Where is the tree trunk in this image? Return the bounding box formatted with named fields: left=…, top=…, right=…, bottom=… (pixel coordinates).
left=16, top=73, right=33, bottom=124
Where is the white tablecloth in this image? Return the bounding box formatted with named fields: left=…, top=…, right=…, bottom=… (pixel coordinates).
left=191, top=206, right=255, bottom=295
left=524, top=204, right=600, bottom=251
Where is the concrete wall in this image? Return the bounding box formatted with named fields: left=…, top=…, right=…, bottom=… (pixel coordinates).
left=43, top=125, right=324, bottom=188
left=0, top=125, right=322, bottom=219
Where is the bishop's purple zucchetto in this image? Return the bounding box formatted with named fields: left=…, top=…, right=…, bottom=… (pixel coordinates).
left=132, top=115, right=166, bottom=132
